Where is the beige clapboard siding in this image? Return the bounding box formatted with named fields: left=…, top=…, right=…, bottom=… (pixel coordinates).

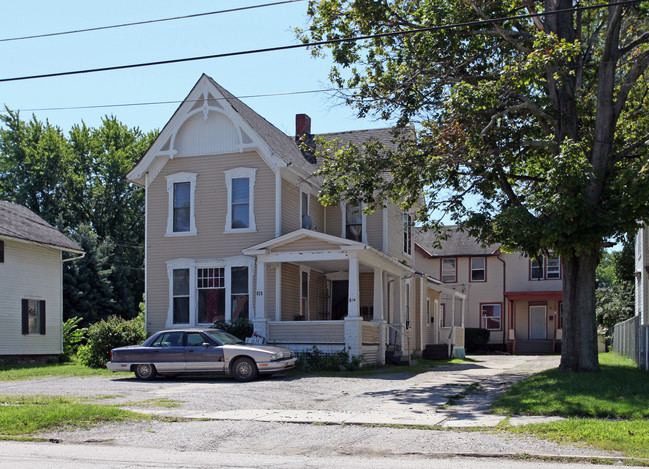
left=145, top=151, right=276, bottom=333
left=386, top=202, right=408, bottom=262
left=0, top=240, right=62, bottom=355
left=362, top=322, right=380, bottom=344
left=281, top=179, right=300, bottom=235
left=325, top=204, right=342, bottom=238
left=265, top=264, right=276, bottom=320
left=365, top=210, right=383, bottom=251
left=280, top=263, right=300, bottom=321
left=309, top=270, right=326, bottom=320
left=310, top=196, right=326, bottom=233
left=267, top=321, right=345, bottom=344
left=359, top=273, right=373, bottom=311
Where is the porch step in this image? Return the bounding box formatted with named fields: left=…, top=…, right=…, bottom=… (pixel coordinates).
left=422, top=344, right=449, bottom=360
left=385, top=349, right=410, bottom=366
left=515, top=340, right=555, bottom=355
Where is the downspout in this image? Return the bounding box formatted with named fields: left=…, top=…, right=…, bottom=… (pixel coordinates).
left=497, top=253, right=506, bottom=348
left=61, top=251, right=86, bottom=354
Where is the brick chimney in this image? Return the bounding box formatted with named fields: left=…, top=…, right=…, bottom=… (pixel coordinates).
left=296, top=114, right=311, bottom=136
left=295, top=114, right=316, bottom=163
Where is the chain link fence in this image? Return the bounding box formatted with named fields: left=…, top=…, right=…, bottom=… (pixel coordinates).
left=613, top=316, right=649, bottom=371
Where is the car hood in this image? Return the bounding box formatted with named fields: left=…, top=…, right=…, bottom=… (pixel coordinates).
left=224, top=343, right=292, bottom=355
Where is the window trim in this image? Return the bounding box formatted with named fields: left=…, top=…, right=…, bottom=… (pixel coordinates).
left=470, top=256, right=487, bottom=282
left=166, top=257, right=255, bottom=327
left=529, top=255, right=561, bottom=280
left=300, top=187, right=311, bottom=229
left=21, top=299, right=46, bottom=335
left=341, top=202, right=367, bottom=244
left=404, top=280, right=411, bottom=329
left=165, top=172, right=198, bottom=237
left=403, top=212, right=413, bottom=256
left=300, top=266, right=309, bottom=318
left=224, top=167, right=257, bottom=234
left=441, top=257, right=457, bottom=283
left=481, top=302, right=503, bottom=331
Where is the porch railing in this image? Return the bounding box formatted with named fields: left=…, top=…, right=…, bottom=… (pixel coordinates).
left=267, top=320, right=345, bottom=345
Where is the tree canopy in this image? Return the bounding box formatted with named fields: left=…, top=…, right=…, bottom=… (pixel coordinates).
left=300, top=0, right=649, bottom=371
left=0, top=110, right=156, bottom=324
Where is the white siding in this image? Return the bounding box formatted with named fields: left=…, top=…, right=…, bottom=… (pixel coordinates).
left=0, top=240, right=63, bottom=355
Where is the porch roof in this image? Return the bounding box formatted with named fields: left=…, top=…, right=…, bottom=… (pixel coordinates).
left=243, top=228, right=413, bottom=275
left=505, top=291, right=563, bottom=301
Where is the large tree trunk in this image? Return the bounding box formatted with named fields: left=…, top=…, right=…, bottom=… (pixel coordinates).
left=560, top=248, right=601, bottom=372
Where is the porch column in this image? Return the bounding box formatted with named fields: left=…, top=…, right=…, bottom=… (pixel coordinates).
left=372, top=268, right=383, bottom=321
left=372, top=268, right=386, bottom=365
left=344, top=254, right=363, bottom=357
left=254, top=260, right=268, bottom=339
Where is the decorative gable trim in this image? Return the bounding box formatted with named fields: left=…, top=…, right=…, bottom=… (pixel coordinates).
left=127, top=75, right=286, bottom=187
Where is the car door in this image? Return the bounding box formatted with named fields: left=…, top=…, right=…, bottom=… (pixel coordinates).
left=148, top=331, right=186, bottom=373
left=183, top=332, right=225, bottom=372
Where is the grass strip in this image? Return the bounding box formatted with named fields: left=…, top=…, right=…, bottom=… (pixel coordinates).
left=500, top=419, right=649, bottom=460
left=491, top=353, right=649, bottom=419
left=0, top=358, right=112, bottom=381
left=0, top=394, right=149, bottom=437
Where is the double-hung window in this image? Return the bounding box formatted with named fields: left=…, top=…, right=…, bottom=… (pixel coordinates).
left=167, top=259, right=253, bottom=326
left=481, top=303, right=502, bottom=330
left=403, top=213, right=412, bottom=256
left=345, top=204, right=363, bottom=242
left=22, top=299, right=46, bottom=335
left=172, top=269, right=190, bottom=324
left=0, top=240, right=4, bottom=262
left=197, top=268, right=225, bottom=323
left=224, top=168, right=257, bottom=233
left=301, top=191, right=312, bottom=229
left=441, top=258, right=457, bottom=283
left=166, top=172, right=198, bottom=236
left=530, top=255, right=561, bottom=280
left=470, top=257, right=486, bottom=282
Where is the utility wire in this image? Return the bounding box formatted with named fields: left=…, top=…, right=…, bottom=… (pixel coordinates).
left=0, top=0, right=305, bottom=43
left=0, top=89, right=335, bottom=114
left=0, top=0, right=643, bottom=83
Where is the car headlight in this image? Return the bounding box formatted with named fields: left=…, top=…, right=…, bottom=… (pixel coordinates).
left=270, top=353, right=280, bottom=361
left=269, top=351, right=293, bottom=361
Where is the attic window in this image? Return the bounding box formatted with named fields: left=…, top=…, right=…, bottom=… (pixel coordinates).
left=346, top=204, right=363, bottom=242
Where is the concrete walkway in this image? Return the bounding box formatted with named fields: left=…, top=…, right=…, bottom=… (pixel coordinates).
left=131, top=354, right=565, bottom=428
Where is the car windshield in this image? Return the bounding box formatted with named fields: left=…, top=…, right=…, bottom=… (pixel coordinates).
left=205, top=330, right=244, bottom=345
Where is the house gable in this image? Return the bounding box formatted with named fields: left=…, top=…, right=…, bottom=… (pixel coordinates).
left=127, top=75, right=288, bottom=187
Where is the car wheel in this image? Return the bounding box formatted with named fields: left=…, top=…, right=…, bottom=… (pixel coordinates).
left=231, top=357, right=258, bottom=382
left=134, top=363, right=157, bottom=380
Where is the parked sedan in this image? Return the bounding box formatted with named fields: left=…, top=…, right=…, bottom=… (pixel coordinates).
left=107, top=328, right=297, bottom=382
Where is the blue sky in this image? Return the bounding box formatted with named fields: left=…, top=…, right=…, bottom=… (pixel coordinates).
left=1, top=0, right=388, bottom=135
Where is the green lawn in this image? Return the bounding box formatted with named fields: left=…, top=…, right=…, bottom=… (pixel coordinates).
left=0, top=358, right=112, bottom=381
left=493, top=353, right=649, bottom=460
left=0, top=395, right=148, bottom=438
left=492, top=353, right=649, bottom=419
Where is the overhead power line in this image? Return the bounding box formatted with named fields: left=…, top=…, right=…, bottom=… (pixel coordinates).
left=0, top=0, right=306, bottom=43
left=0, top=0, right=644, bottom=84
left=1, top=89, right=335, bottom=114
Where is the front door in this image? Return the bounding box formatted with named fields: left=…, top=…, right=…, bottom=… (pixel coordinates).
left=331, top=280, right=348, bottom=320
left=529, top=305, right=547, bottom=339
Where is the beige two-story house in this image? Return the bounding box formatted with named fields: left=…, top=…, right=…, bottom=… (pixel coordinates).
left=127, top=74, right=466, bottom=365
left=415, top=226, right=563, bottom=354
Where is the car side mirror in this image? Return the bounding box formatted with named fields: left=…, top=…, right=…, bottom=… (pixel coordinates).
left=202, top=342, right=211, bottom=348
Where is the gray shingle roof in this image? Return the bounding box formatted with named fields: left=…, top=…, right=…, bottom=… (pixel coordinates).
left=206, top=75, right=402, bottom=179
left=415, top=225, right=499, bottom=257
left=0, top=201, right=83, bottom=253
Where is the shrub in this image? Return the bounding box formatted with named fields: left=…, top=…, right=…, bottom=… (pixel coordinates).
left=212, top=318, right=253, bottom=340
left=61, top=316, right=86, bottom=361
left=78, top=313, right=145, bottom=368
left=297, top=346, right=363, bottom=371
left=465, top=328, right=490, bottom=353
